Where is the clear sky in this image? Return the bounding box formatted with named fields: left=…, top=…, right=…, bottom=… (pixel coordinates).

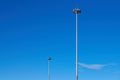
left=0, top=0, right=120, bottom=80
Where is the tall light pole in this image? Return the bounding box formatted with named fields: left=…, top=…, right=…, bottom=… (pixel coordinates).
left=73, top=8, right=81, bottom=80
left=48, top=57, right=52, bottom=80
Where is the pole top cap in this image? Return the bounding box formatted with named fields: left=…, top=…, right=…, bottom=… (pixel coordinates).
left=73, top=8, right=81, bottom=14
left=48, top=57, right=52, bottom=60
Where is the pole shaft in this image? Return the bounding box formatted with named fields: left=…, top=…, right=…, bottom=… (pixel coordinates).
left=48, top=60, right=50, bottom=80
left=76, top=13, right=78, bottom=80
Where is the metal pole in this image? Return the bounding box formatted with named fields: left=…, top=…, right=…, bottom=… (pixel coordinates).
left=48, top=57, right=51, bottom=80
left=73, top=8, right=81, bottom=80
left=76, top=13, right=78, bottom=80
left=48, top=60, right=50, bottom=80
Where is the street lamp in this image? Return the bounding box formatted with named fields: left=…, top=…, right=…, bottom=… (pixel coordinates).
left=73, top=8, right=81, bottom=80
left=48, top=57, right=52, bottom=80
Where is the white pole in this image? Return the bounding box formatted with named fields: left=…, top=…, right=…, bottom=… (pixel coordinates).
left=73, top=8, right=81, bottom=80
left=48, top=59, right=50, bottom=80
left=76, top=13, right=78, bottom=80
left=48, top=57, right=51, bottom=80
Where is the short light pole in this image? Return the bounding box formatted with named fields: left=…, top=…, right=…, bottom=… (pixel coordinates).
left=48, top=57, right=52, bottom=80
left=73, top=8, right=81, bottom=80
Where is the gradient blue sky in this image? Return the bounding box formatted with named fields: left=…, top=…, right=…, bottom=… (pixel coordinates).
left=0, top=0, right=120, bottom=80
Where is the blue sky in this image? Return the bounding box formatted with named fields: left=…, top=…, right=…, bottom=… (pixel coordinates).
left=0, top=0, right=120, bottom=80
